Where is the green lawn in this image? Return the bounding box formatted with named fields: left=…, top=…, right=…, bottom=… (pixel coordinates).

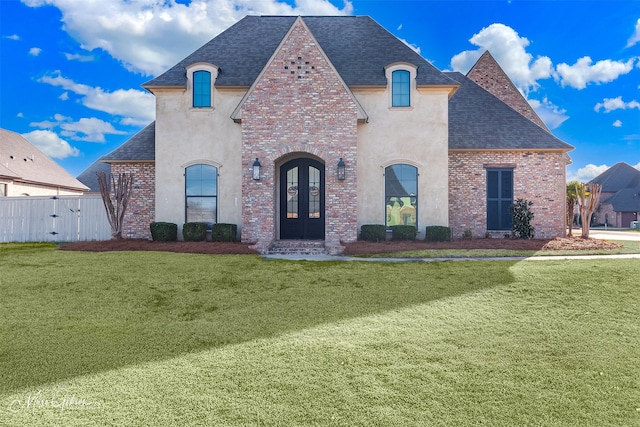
left=1, top=243, right=638, bottom=426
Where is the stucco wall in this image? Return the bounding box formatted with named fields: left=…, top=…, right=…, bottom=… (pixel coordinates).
left=0, top=180, right=84, bottom=197
left=153, top=86, right=244, bottom=239
left=353, top=86, right=451, bottom=237
left=449, top=150, right=568, bottom=239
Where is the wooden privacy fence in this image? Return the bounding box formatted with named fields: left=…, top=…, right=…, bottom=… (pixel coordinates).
left=0, top=195, right=111, bottom=242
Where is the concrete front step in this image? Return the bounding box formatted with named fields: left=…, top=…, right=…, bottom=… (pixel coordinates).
left=267, top=240, right=327, bottom=255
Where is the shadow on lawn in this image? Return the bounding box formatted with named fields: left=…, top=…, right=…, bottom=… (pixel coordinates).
left=1, top=250, right=518, bottom=394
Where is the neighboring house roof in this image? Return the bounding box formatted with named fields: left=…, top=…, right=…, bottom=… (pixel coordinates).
left=76, top=158, right=112, bottom=193
left=0, top=128, right=89, bottom=191
left=446, top=72, right=573, bottom=151
left=101, top=122, right=155, bottom=162
left=590, top=162, right=640, bottom=192
left=466, top=51, right=548, bottom=131
left=604, top=186, right=640, bottom=212
left=144, top=15, right=459, bottom=89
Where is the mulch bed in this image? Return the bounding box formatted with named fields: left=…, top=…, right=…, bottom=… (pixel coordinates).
left=59, top=236, right=622, bottom=256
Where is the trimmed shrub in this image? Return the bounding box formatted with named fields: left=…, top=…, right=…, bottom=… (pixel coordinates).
left=360, top=224, right=386, bottom=242
left=391, top=225, right=417, bottom=241
left=462, top=229, right=473, bottom=240
left=510, top=198, right=535, bottom=239
left=425, top=226, right=451, bottom=242
left=150, top=222, right=177, bottom=242
left=182, top=222, right=207, bottom=242
left=211, top=223, right=237, bottom=242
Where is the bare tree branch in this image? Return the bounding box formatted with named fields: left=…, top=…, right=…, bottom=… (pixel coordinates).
left=97, top=171, right=134, bottom=239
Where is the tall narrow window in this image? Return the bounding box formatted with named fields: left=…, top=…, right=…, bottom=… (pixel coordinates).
left=185, top=164, right=217, bottom=226
left=385, top=164, right=417, bottom=227
left=392, top=70, right=410, bottom=107
left=193, top=70, right=211, bottom=108
left=487, top=169, right=513, bottom=230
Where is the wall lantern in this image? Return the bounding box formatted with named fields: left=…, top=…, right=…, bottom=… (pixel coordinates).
left=337, top=158, right=346, bottom=181
left=252, top=158, right=261, bottom=180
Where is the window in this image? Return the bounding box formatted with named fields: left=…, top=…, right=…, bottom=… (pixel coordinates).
left=185, top=164, right=217, bottom=226
left=385, top=164, right=417, bottom=227
left=193, top=70, right=211, bottom=108
left=392, top=70, right=410, bottom=107
left=487, top=169, right=513, bottom=230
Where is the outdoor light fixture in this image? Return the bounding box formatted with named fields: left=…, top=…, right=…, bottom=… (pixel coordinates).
left=252, top=158, right=261, bottom=180
left=337, top=158, right=346, bottom=180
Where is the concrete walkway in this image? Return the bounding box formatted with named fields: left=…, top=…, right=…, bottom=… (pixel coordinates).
left=264, top=253, right=640, bottom=262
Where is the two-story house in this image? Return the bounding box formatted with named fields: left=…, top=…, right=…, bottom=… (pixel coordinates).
left=101, top=15, right=572, bottom=253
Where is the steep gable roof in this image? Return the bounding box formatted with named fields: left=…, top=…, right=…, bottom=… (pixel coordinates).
left=0, top=129, right=88, bottom=191
left=589, top=162, right=640, bottom=192
left=604, top=186, right=640, bottom=212
left=144, top=15, right=458, bottom=89
left=101, top=122, right=155, bottom=162
left=446, top=72, right=572, bottom=151
left=467, top=51, right=548, bottom=131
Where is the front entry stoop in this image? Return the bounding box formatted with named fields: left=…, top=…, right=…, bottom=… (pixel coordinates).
left=267, top=240, right=327, bottom=255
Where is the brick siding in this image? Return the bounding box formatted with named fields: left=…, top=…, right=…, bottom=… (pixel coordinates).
left=449, top=151, right=567, bottom=239
left=240, top=19, right=359, bottom=253
left=111, top=162, right=155, bottom=240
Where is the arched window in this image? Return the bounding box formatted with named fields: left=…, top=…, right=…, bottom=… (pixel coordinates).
left=385, top=164, right=417, bottom=227
left=391, top=70, right=410, bottom=107
left=193, top=70, right=211, bottom=108
left=185, top=164, right=217, bottom=225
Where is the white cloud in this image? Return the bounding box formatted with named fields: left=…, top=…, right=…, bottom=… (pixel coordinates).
left=627, top=18, right=640, bottom=48
left=60, top=117, right=127, bottom=143
left=556, top=57, right=636, bottom=90
left=528, top=97, right=569, bottom=129
left=59, top=92, right=69, bottom=101
left=23, top=0, right=353, bottom=76
left=38, top=71, right=155, bottom=124
left=397, top=24, right=403, bottom=31
left=567, top=164, right=610, bottom=182
left=594, top=96, right=640, bottom=112
left=613, top=120, right=622, bottom=127
left=4, top=34, right=20, bottom=40
left=17, top=112, right=24, bottom=118
left=64, top=52, right=95, bottom=62
left=29, top=47, right=42, bottom=56
left=450, top=23, right=554, bottom=94
left=21, top=130, right=80, bottom=159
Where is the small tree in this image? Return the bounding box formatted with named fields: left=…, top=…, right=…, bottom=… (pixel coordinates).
left=575, top=182, right=602, bottom=238
left=97, top=171, right=133, bottom=239
left=566, top=181, right=580, bottom=237
left=510, top=198, right=535, bottom=239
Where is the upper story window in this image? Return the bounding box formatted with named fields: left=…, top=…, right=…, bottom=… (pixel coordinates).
left=186, top=63, right=218, bottom=110
left=392, top=70, right=410, bottom=107
left=193, top=71, right=211, bottom=108
left=385, top=63, right=417, bottom=109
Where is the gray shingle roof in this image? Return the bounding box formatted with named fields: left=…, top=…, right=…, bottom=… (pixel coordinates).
left=604, top=186, right=640, bottom=212
left=101, top=122, right=155, bottom=162
left=76, top=159, right=111, bottom=193
left=446, top=72, right=573, bottom=150
left=590, top=162, right=640, bottom=192
left=144, top=16, right=458, bottom=88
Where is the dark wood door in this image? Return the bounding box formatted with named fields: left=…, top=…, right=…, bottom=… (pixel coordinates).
left=280, top=158, right=325, bottom=239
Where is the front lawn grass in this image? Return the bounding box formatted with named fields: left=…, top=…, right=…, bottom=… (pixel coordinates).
left=1, top=244, right=638, bottom=426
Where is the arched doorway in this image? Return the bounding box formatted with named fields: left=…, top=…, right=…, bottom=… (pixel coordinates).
left=280, top=158, right=325, bottom=239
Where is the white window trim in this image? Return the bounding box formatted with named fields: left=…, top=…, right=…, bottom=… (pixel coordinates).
left=385, top=62, right=417, bottom=110
left=186, top=62, right=219, bottom=110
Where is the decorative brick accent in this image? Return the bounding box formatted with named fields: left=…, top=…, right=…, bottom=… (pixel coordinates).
left=449, top=151, right=567, bottom=239
left=239, top=18, right=359, bottom=252
left=111, top=163, right=155, bottom=240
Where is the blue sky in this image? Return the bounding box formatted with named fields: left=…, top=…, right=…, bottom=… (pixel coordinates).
left=1, top=0, right=639, bottom=182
